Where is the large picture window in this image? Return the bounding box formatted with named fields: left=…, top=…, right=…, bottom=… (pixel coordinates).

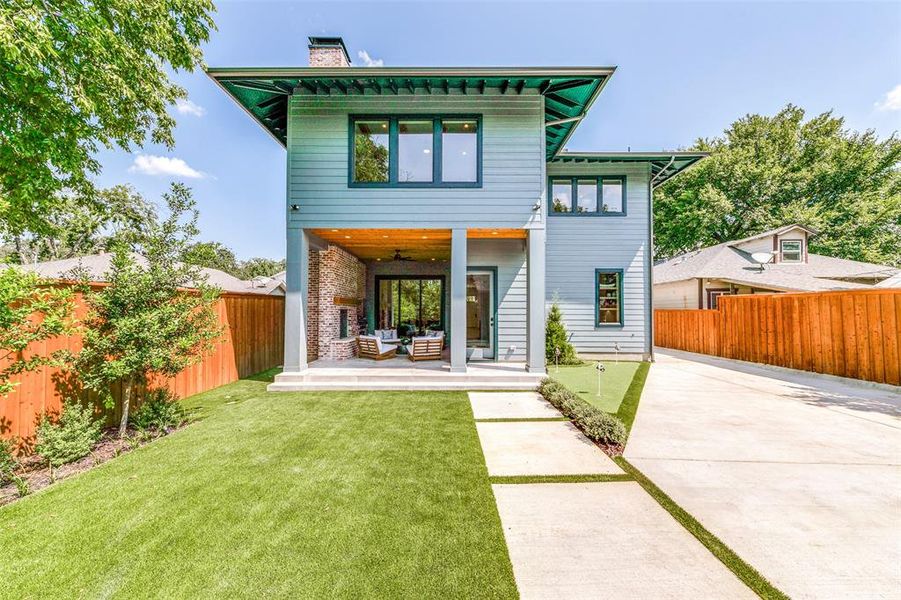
left=350, top=115, right=481, bottom=187
left=375, top=276, right=445, bottom=335
left=595, top=269, right=623, bottom=326
left=549, top=176, right=626, bottom=216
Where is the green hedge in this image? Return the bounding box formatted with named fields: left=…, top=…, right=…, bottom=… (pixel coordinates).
left=538, top=378, right=627, bottom=447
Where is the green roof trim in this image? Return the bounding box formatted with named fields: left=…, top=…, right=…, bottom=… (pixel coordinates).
left=206, top=66, right=614, bottom=158
left=550, top=151, right=708, bottom=187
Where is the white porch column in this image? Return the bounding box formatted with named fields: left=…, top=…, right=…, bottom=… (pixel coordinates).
left=526, top=227, right=547, bottom=374
left=283, top=227, right=309, bottom=372
left=450, top=228, right=468, bottom=372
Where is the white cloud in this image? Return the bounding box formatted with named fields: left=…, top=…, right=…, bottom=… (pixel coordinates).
left=175, top=98, right=206, bottom=117
left=357, top=50, right=384, bottom=68
left=875, top=84, right=901, bottom=111
left=128, top=154, right=206, bottom=179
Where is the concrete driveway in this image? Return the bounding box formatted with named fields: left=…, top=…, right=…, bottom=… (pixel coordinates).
left=626, top=349, right=901, bottom=599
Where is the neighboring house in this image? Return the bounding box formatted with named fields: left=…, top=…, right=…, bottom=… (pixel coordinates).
left=208, top=36, right=704, bottom=371
left=11, top=253, right=283, bottom=295
left=654, top=224, right=899, bottom=309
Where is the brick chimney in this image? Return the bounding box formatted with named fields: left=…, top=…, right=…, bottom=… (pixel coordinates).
left=308, top=36, right=351, bottom=67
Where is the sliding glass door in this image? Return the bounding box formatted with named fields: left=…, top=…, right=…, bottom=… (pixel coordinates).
left=375, top=276, right=444, bottom=336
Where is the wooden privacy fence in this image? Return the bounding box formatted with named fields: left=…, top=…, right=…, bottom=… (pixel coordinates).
left=655, top=289, right=901, bottom=386
left=1, top=288, right=284, bottom=441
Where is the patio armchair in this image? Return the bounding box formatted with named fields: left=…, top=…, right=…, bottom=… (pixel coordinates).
left=357, top=335, right=398, bottom=360
left=406, top=331, right=444, bottom=362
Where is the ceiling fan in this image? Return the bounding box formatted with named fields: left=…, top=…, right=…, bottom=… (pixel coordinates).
left=391, top=249, right=414, bottom=262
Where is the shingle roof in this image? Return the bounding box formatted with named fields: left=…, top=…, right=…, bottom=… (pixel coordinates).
left=11, top=253, right=278, bottom=295
left=654, top=228, right=898, bottom=292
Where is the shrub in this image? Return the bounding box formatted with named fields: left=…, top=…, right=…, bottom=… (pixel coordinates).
left=545, top=301, right=582, bottom=366
left=34, top=402, right=102, bottom=469
left=538, top=377, right=628, bottom=446
left=130, top=388, right=186, bottom=433
left=0, top=437, right=16, bottom=483
left=576, top=411, right=627, bottom=447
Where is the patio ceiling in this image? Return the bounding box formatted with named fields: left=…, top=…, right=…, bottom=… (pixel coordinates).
left=206, top=67, right=614, bottom=158
left=310, top=228, right=525, bottom=262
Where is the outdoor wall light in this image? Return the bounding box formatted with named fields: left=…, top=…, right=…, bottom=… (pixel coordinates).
left=290, top=204, right=300, bottom=211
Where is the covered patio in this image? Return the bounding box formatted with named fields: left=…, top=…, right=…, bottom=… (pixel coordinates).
left=271, top=226, right=547, bottom=390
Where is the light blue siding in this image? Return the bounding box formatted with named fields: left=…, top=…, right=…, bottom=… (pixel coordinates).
left=545, top=162, right=651, bottom=356
left=287, top=93, right=544, bottom=229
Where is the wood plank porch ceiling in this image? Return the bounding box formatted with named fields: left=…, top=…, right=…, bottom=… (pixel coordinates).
left=310, top=228, right=526, bottom=261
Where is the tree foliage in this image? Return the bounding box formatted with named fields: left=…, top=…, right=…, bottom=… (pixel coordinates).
left=0, top=268, right=76, bottom=396
left=184, top=241, right=240, bottom=275
left=654, top=105, right=901, bottom=265
left=0, top=0, right=216, bottom=236
left=354, top=133, right=389, bottom=182
left=76, top=184, right=222, bottom=436
left=545, top=301, right=581, bottom=366
left=1, top=185, right=157, bottom=264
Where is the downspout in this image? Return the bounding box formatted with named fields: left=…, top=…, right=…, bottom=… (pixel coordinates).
left=647, top=155, right=676, bottom=362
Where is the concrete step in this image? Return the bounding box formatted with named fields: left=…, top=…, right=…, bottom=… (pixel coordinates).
left=267, top=381, right=540, bottom=392
left=273, top=372, right=542, bottom=384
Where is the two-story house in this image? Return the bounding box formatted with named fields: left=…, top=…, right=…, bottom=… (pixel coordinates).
left=208, top=37, right=704, bottom=386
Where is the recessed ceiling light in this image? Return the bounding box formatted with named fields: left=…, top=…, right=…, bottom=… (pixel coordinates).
left=376, top=258, right=381, bottom=261
left=331, top=229, right=339, bottom=232
left=463, top=123, right=469, bottom=129
left=382, top=235, right=389, bottom=238
left=461, top=151, right=468, bottom=156
left=431, top=258, right=436, bottom=261
left=421, top=235, right=428, bottom=239
left=423, top=149, right=430, bottom=154
left=491, top=231, right=498, bottom=235
left=344, top=235, right=351, bottom=239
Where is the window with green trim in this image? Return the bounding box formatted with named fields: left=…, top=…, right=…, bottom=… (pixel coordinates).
left=549, top=176, right=626, bottom=215
left=595, top=269, right=623, bottom=326
left=350, top=115, right=481, bottom=187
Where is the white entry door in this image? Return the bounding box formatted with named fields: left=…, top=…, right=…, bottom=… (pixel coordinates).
left=466, top=271, right=495, bottom=360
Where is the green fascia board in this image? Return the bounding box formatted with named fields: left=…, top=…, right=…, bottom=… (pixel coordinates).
left=205, top=66, right=615, bottom=157
left=550, top=151, right=709, bottom=187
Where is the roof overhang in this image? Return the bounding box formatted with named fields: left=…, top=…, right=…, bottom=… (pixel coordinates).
left=550, top=151, right=708, bottom=187
left=206, top=66, right=615, bottom=158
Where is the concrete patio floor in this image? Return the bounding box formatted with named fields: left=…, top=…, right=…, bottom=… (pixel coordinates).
left=626, top=349, right=901, bottom=599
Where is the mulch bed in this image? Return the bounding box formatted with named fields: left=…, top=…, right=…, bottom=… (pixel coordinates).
left=0, top=426, right=182, bottom=507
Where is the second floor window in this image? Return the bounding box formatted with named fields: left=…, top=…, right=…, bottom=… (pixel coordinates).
left=550, top=176, right=626, bottom=215
left=780, top=240, right=802, bottom=263
left=350, top=115, right=481, bottom=187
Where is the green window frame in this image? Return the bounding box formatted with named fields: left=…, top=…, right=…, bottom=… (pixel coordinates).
left=349, top=115, right=482, bottom=188
left=548, top=176, right=627, bottom=216
left=595, top=269, right=624, bottom=327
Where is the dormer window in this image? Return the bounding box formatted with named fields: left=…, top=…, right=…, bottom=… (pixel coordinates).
left=350, top=115, right=481, bottom=187
left=780, top=240, right=803, bottom=263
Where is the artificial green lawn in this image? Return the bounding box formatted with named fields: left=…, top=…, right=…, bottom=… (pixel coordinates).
left=0, top=374, right=517, bottom=599
left=548, top=362, right=640, bottom=413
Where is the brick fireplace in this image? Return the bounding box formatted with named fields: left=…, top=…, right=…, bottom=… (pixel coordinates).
left=307, top=244, right=366, bottom=361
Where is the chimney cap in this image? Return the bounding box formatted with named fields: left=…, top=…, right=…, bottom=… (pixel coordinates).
left=308, top=36, right=351, bottom=65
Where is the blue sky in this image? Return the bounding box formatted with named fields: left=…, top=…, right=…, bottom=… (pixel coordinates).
left=94, top=0, right=901, bottom=260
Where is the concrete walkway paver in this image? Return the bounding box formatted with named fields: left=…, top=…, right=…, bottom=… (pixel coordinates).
left=476, top=420, right=622, bottom=476
left=627, top=349, right=901, bottom=599
left=493, top=482, right=756, bottom=600
left=469, top=391, right=562, bottom=420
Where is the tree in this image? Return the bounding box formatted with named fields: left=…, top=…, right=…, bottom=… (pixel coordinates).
left=654, top=105, right=901, bottom=265
left=545, top=300, right=581, bottom=366
left=1, top=186, right=157, bottom=264
left=184, top=241, right=240, bottom=276
left=354, top=133, right=389, bottom=182
left=236, top=257, right=286, bottom=280
left=0, top=269, right=75, bottom=396
left=76, top=184, right=222, bottom=436
left=0, top=0, right=216, bottom=237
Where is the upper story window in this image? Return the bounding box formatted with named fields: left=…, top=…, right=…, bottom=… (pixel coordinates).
left=549, top=176, right=626, bottom=216
left=350, top=115, right=481, bottom=187
left=780, top=240, right=802, bottom=263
